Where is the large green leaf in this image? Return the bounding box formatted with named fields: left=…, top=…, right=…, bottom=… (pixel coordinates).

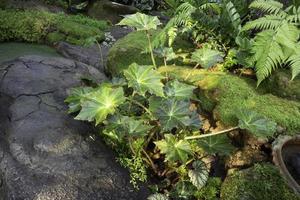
left=124, top=63, right=164, bottom=97
left=123, top=116, right=153, bottom=137
left=237, top=109, right=277, bottom=139
left=147, top=193, right=169, bottom=200
left=65, top=87, right=94, bottom=113
left=150, top=97, right=201, bottom=131
left=191, top=47, right=224, bottom=69
left=188, top=160, right=209, bottom=189
left=75, top=85, right=126, bottom=125
left=197, top=135, right=235, bottom=155
left=155, top=134, right=193, bottom=163
left=164, top=80, right=196, bottom=100
left=117, top=12, right=161, bottom=31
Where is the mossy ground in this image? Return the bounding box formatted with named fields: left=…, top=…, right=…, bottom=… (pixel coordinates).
left=220, top=164, right=300, bottom=200
left=106, top=30, right=193, bottom=76
left=158, top=66, right=300, bottom=134
left=0, top=9, right=108, bottom=45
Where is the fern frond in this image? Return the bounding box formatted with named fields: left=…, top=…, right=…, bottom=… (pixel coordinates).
left=288, top=49, right=300, bottom=80
left=252, top=30, right=285, bottom=85
left=242, top=15, right=284, bottom=31
left=287, top=6, right=300, bottom=24
left=249, top=0, right=286, bottom=17
left=199, top=2, right=221, bottom=14
left=224, top=1, right=242, bottom=32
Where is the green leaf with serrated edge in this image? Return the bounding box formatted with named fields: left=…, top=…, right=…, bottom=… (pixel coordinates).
left=75, top=85, right=125, bottom=125
left=65, top=87, right=94, bottom=114
left=124, top=63, right=164, bottom=97
left=236, top=109, right=277, bottom=139
left=172, top=181, right=195, bottom=199
left=183, top=111, right=202, bottom=131
left=197, top=135, right=235, bottom=155
left=150, top=97, right=199, bottom=131
left=122, top=116, right=153, bottom=137
left=154, top=47, right=177, bottom=61
left=165, top=80, right=196, bottom=100
left=117, top=12, right=161, bottom=31
left=155, top=134, right=193, bottom=163
left=191, top=47, right=224, bottom=69
left=147, top=193, right=169, bottom=200
left=188, top=160, right=209, bottom=189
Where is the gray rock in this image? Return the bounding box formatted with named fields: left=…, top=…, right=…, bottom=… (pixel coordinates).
left=0, top=56, right=148, bottom=200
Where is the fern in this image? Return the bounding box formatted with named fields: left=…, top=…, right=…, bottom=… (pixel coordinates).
left=243, top=0, right=300, bottom=84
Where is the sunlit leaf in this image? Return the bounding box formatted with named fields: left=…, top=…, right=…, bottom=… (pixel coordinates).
left=197, top=135, right=235, bottom=155
left=155, top=134, right=193, bottom=163
left=75, top=85, right=125, bottom=125
left=165, top=80, right=196, bottom=100
left=191, top=47, right=224, bottom=69
left=117, top=12, right=161, bottom=31
left=147, top=193, right=169, bottom=200
left=65, top=87, right=94, bottom=113
left=188, top=160, right=209, bottom=189
left=124, top=63, right=164, bottom=97
left=237, top=109, right=277, bottom=139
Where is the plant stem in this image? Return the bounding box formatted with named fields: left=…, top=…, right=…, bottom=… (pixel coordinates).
left=184, top=63, right=199, bottom=80
left=146, top=30, right=157, bottom=68
left=128, top=138, right=136, bottom=156
left=164, top=57, right=167, bottom=67
left=127, top=98, right=153, bottom=117
left=96, top=41, right=104, bottom=69
left=142, top=148, right=157, bottom=172
left=184, top=126, right=239, bottom=140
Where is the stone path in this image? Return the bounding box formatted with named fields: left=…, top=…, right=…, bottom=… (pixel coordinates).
left=0, top=56, right=148, bottom=199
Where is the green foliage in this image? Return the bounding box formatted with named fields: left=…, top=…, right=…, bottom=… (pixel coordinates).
left=194, top=177, right=222, bottom=200
left=197, top=135, right=235, bottom=155
left=117, top=12, right=161, bottom=31
left=155, top=134, right=193, bottom=163
left=191, top=47, right=224, bottom=69
left=0, top=9, right=108, bottom=45
left=243, top=0, right=300, bottom=85
left=124, top=63, right=165, bottom=97
left=237, top=109, right=277, bottom=139
left=188, top=160, right=209, bottom=189
left=75, top=85, right=125, bottom=125
left=164, top=80, right=196, bottom=100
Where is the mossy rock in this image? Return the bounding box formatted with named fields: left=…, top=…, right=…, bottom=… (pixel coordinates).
left=46, top=32, right=66, bottom=44
left=106, top=31, right=193, bottom=76
left=158, top=66, right=300, bottom=134
left=262, top=69, right=300, bottom=101
left=0, top=9, right=108, bottom=46
left=88, top=0, right=138, bottom=24
left=220, top=164, right=300, bottom=200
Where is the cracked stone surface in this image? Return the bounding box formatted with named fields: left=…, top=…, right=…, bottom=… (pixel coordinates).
left=0, top=56, right=148, bottom=200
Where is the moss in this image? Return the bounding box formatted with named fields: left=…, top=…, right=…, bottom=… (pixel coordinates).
left=262, top=69, right=300, bottom=101
left=106, top=31, right=161, bottom=75
left=0, top=9, right=108, bottom=46
left=158, top=66, right=300, bottom=134
left=46, top=32, right=65, bottom=44
left=220, top=164, right=300, bottom=200
left=106, top=31, right=194, bottom=76
left=195, top=177, right=222, bottom=200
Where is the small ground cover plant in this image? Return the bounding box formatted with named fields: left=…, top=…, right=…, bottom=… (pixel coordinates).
left=66, top=12, right=278, bottom=199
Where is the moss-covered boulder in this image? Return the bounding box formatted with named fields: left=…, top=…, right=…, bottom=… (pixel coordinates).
left=0, top=9, right=108, bottom=45
left=88, top=0, right=138, bottom=24
left=106, top=31, right=193, bottom=76
left=158, top=66, right=300, bottom=134
left=220, top=164, right=300, bottom=200
left=262, top=69, right=300, bottom=101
